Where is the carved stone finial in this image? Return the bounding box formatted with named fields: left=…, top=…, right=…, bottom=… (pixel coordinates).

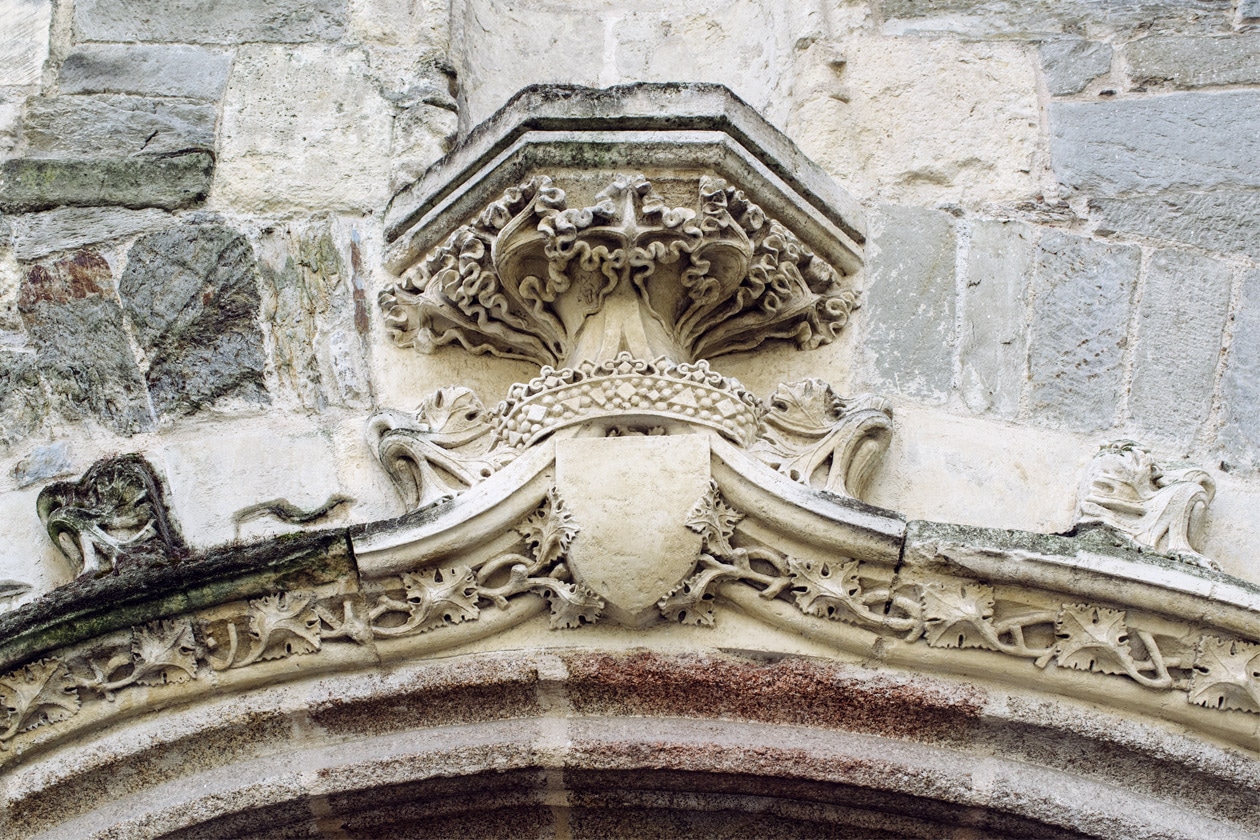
left=381, top=174, right=856, bottom=369
left=368, top=386, right=516, bottom=509
left=1074, top=440, right=1217, bottom=568
left=750, top=380, right=893, bottom=500
left=36, top=455, right=185, bottom=577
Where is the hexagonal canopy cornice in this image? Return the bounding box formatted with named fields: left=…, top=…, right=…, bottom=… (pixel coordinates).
left=380, top=84, right=866, bottom=368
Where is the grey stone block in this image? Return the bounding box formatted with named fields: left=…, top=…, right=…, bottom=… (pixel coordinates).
left=21, top=95, right=216, bottom=157
left=1129, top=249, right=1232, bottom=444
left=1051, top=93, right=1260, bottom=196
left=1040, top=39, right=1112, bottom=96
left=118, top=226, right=268, bottom=417
left=864, top=205, right=956, bottom=401
left=1241, top=0, right=1260, bottom=19
left=8, top=207, right=172, bottom=260
left=1091, top=190, right=1260, bottom=260
left=1220, top=269, right=1260, bottom=467
left=1027, top=232, right=1139, bottom=432
left=13, top=441, right=72, bottom=488
left=959, top=220, right=1035, bottom=418
left=1127, top=35, right=1260, bottom=88
left=74, top=0, right=347, bottom=44
left=0, top=350, right=47, bottom=448
left=18, top=250, right=153, bottom=435
left=881, top=0, right=1228, bottom=37
left=59, top=45, right=231, bottom=100
left=0, top=152, right=214, bottom=213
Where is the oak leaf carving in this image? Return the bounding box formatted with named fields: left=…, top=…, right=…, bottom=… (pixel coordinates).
left=921, top=582, right=998, bottom=650
left=1189, top=636, right=1260, bottom=714
left=0, top=660, right=79, bottom=745
left=400, top=566, right=480, bottom=632
left=1053, top=605, right=1133, bottom=676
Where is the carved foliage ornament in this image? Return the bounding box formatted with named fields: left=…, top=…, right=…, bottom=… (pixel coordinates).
left=1074, top=440, right=1217, bottom=569
left=36, top=455, right=185, bottom=577
left=7, top=482, right=1256, bottom=751
left=369, top=354, right=892, bottom=512
left=381, top=174, right=856, bottom=368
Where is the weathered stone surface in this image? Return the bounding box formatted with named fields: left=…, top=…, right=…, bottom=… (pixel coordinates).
left=20, top=95, right=216, bottom=157
left=881, top=0, right=1231, bottom=38
left=792, top=36, right=1040, bottom=206
left=1127, top=34, right=1260, bottom=88
left=8, top=206, right=172, bottom=260
left=1091, top=190, right=1260, bottom=259
left=213, top=45, right=390, bottom=212
left=864, top=205, right=956, bottom=401
left=1219, top=269, right=1260, bottom=467
left=13, top=441, right=71, bottom=488
left=0, top=238, right=20, bottom=331
left=1129, top=250, right=1232, bottom=444
left=0, top=91, right=24, bottom=155
left=118, top=226, right=267, bottom=417
left=74, top=0, right=347, bottom=44
left=453, top=0, right=804, bottom=129
left=0, top=350, right=46, bottom=447
left=1051, top=93, right=1260, bottom=196
left=384, top=56, right=458, bottom=192
left=959, top=220, right=1035, bottom=419
left=18, top=250, right=153, bottom=435
left=0, top=0, right=51, bottom=87
left=1243, top=0, right=1260, bottom=19
left=1027, top=232, right=1138, bottom=432
left=1040, top=39, right=1112, bottom=96
left=59, top=45, right=231, bottom=100
left=0, top=152, right=214, bottom=213
left=257, top=221, right=370, bottom=410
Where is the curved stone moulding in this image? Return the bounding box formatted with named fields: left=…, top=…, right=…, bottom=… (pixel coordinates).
left=8, top=651, right=1259, bottom=840
left=3, top=434, right=1260, bottom=768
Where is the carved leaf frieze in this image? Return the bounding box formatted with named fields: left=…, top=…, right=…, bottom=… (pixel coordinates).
left=370, top=566, right=480, bottom=637
left=367, top=488, right=604, bottom=637
left=919, top=582, right=999, bottom=651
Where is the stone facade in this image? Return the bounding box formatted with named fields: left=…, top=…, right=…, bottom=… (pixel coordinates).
left=2, top=0, right=1260, bottom=837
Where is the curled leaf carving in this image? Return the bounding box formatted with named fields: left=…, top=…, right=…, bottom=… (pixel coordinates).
left=382, top=174, right=855, bottom=368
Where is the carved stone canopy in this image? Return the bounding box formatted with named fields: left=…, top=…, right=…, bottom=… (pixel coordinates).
left=380, top=84, right=865, bottom=369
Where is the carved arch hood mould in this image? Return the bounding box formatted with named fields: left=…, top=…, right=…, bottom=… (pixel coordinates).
left=4, top=84, right=1260, bottom=839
